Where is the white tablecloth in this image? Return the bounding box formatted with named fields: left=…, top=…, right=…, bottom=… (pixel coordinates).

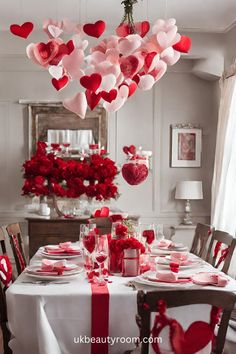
left=6, top=253, right=236, bottom=354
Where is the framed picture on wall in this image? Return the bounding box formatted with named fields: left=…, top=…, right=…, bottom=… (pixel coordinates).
left=171, top=124, right=202, bottom=167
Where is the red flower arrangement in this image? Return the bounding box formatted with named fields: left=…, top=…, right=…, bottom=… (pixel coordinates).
left=22, top=141, right=119, bottom=201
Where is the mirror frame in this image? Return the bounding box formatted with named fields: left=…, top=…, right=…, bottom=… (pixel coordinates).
left=20, top=100, right=108, bottom=156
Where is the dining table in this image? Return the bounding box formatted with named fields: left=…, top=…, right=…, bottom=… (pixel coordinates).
left=6, top=247, right=236, bottom=354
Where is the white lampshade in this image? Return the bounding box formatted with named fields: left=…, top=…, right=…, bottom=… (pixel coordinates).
left=175, top=181, right=203, bottom=200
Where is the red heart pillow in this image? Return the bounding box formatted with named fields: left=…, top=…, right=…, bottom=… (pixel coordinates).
left=122, top=163, right=148, bottom=185
left=0, top=255, right=12, bottom=287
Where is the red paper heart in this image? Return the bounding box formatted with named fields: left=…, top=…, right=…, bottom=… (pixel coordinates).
left=0, top=255, right=12, bottom=287
left=116, top=23, right=131, bottom=37
left=36, top=41, right=60, bottom=66
left=136, top=21, right=150, bottom=38
left=49, top=43, right=70, bottom=65
left=122, top=163, right=148, bottom=185
left=129, top=145, right=136, bottom=155
left=173, top=36, right=191, bottom=53
left=86, top=90, right=101, bottom=110
left=66, top=40, right=75, bottom=54
left=145, top=52, right=158, bottom=70
left=123, top=146, right=129, bottom=154
left=52, top=76, right=69, bottom=91
left=80, top=73, right=102, bottom=92
left=10, top=22, right=34, bottom=39
left=83, top=20, right=106, bottom=38
left=120, top=55, right=139, bottom=78
left=101, top=89, right=117, bottom=103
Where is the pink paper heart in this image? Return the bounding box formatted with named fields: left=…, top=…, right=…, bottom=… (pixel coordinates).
left=72, top=35, right=89, bottom=50
left=138, top=74, right=155, bottom=90
left=106, top=49, right=120, bottom=64
left=151, top=60, right=167, bottom=81
left=157, top=26, right=178, bottom=49
left=96, top=62, right=121, bottom=78
left=63, top=92, right=87, bottom=118
left=62, top=48, right=84, bottom=79
left=119, top=36, right=142, bottom=56
left=88, top=51, right=106, bottom=65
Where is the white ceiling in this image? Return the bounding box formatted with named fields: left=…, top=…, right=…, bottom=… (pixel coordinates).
left=0, top=0, right=235, bottom=33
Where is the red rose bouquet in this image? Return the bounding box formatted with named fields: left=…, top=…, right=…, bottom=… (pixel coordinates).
left=22, top=141, right=119, bottom=203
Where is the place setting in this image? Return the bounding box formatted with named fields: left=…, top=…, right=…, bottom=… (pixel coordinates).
left=39, top=241, right=82, bottom=259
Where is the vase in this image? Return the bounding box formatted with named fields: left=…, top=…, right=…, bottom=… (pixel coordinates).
left=38, top=196, right=50, bottom=216
left=122, top=249, right=140, bottom=277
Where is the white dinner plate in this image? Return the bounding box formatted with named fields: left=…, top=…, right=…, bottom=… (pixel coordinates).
left=156, top=255, right=202, bottom=270
left=25, top=265, right=83, bottom=280
left=40, top=244, right=82, bottom=259
left=134, top=271, right=193, bottom=288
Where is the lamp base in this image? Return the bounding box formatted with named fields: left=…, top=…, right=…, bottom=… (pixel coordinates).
left=182, top=200, right=193, bottom=225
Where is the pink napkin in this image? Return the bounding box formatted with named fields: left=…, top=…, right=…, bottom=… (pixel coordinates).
left=157, top=239, right=173, bottom=249
left=45, top=243, right=81, bottom=255
left=38, top=259, right=73, bottom=275
left=171, top=252, right=188, bottom=262
left=156, top=270, right=178, bottom=282
left=191, top=272, right=229, bottom=287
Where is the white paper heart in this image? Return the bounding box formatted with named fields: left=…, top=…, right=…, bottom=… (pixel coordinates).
left=72, top=35, right=88, bottom=50
left=48, top=65, right=63, bottom=79
left=116, top=73, right=125, bottom=87
left=119, top=85, right=129, bottom=99
left=156, top=26, right=178, bottom=49
left=138, top=74, right=155, bottom=90
left=99, top=74, right=117, bottom=92
left=62, top=49, right=84, bottom=79
left=48, top=25, right=63, bottom=38
left=161, top=47, right=180, bottom=65
left=103, top=95, right=126, bottom=113
left=153, top=60, right=167, bottom=81
left=63, top=92, right=87, bottom=118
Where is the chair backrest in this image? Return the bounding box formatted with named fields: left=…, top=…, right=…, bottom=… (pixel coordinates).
left=6, top=223, right=27, bottom=276
left=0, top=228, right=7, bottom=255
left=89, top=217, right=112, bottom=235
left=137, top=289, right=236, bottom=354
left=206, top=230, right=236, bottom=274
left=190, top=223, right=213, bottom=258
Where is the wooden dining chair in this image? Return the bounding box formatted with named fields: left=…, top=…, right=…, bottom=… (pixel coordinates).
left=89, top=217, right=112, bottom=235
left=6, top=223, right=27, bottom=276
left=190, top=223, right=213, bottom=258
left=128, top=289, right=236, bottom=354
left=206, top=230, right=236, bottom=274
left=0, top=229, right=7, bottom=255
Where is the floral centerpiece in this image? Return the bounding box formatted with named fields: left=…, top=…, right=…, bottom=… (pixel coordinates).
left=22, top=141, right=119, bottom=216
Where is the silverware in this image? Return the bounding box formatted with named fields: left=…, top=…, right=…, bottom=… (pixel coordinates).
left=21, top=281, right=70, bottom=285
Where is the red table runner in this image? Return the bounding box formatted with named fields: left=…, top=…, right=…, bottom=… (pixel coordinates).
left=91, top=283, right=110, bottom=354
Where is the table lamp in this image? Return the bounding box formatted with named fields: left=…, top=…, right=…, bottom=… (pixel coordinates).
left=175, top=181, right=203, bottom=225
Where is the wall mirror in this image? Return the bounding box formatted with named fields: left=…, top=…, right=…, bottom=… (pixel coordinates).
left=20, top=101, right=108, bottom=156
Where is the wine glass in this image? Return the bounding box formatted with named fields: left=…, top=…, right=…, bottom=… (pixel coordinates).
left=81, top=226, right=96, bottom=271
left=93, top=235, right=109, bottom=285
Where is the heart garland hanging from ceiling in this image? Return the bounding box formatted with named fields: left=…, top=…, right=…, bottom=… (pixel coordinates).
left=10, top=1, right=191, bottom=119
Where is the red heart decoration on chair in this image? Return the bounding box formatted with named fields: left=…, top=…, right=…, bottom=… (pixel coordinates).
left=80, top=73, right=102, bottom=92
left=10, top=22, right=34, bottom=39
left=122, top=163, right=148, bottom=185
left=173, top=36, right=191, bottom=53
left=101, top=89, right=117, bottom=103
left=120, top=55, right=139, bottom=78
left=52, top=76, right=69, bottom=91
left=83, top=20, right=106, bottom=38
left=0, top=256, right=12, bottom=287
left=86, top=90, right=101, bottom=110
left=171, top=321, right=214, bottom=354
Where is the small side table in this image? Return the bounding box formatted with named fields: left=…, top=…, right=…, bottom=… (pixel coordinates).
left=171, top=224, right=196, bottom=249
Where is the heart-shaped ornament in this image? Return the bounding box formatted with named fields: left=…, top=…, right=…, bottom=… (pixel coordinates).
left=173, top=35, right=192, bottom=53
left=10, top=22, right=34, bottom=39
left=144, top=52, right=159, bottom=73
left=150, top=60, right=167, bottom=81
left=116, top=23, right=131, bottom=37
left=119, top=36, right=141, bottom=56
left=63, top=92, right=87, bottom=118
left=72, top=35, right=89, bottom=50
left=122, top=163, right=148, bottom=185
left=100, top=74, right=117, bottom=92
left=83, top=20, right=106, bottom=38
left=49, top=65, right=63, bottom=79
left=135, top=21, right=150, bottom=38
left=86, top=90, right=101, bottom=110
left=62, top=49, right=84, bottom=79
left=34, top=41, right=60, bottom=66
left=120, top=55, right=139, bottom=78
left=80, top=73, right=102, bottom=92
left=101, top=89, right=117, bottom=103
left=138, top=74, right=155, bottom=90
left=52, top=75, right=69, bottom=91
left=48, top=25, right=63, bottom=38
left=0, top=255, right=12, bottom=287
left=161, top=47, right=180, bottom=66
